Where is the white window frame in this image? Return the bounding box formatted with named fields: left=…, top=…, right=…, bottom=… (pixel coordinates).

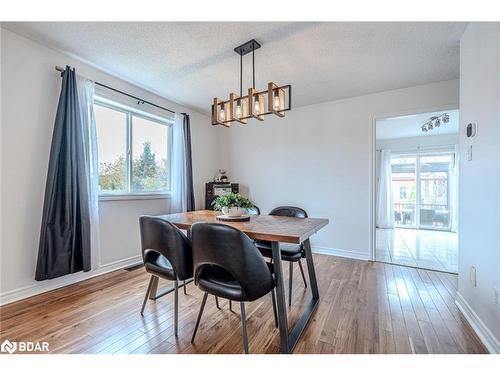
left=94, top=96, right=174, bottom=200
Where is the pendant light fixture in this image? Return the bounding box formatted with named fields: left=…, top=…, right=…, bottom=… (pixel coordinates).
left=211, top=39, right=292, bottom=127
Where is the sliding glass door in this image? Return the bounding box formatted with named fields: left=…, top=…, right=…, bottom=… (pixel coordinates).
left=391, top=156, right=417, bottom=228
left=418, top=154, right=452, bottom=230
left=391, top=151, right=454, bottom=231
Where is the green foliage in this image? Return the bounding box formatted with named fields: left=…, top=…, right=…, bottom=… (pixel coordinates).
left=99, top=141, right=169, bottom=192
left=99, top=155, right=126, bottom=191
left=211, top=193, right=254, bottom=211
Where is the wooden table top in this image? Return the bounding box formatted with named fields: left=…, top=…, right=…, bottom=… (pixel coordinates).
left=159, top=210, right=329, bottom=244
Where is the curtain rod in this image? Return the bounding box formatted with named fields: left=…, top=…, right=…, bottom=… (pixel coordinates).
left=55, top=66, right=185, bottom=116
left=376, top=144, right=458, bottom=152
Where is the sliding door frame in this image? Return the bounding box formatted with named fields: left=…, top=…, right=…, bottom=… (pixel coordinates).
left=390, top=149, right=455, bottom=232
left=368, top=104, right=459, bottom=262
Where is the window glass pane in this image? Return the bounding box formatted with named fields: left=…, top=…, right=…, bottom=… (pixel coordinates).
left=95, top=105, right=127, bottom=192
left=419, top=154, right=452, bottom=229
left=131, top=116, right=169, bottom=192
left=391, top=156, right=416, bottom=227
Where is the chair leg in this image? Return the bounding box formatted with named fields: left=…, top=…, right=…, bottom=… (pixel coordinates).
left=183, top=280, right=187, bottom=294
left=270, top=289, right=278, bottom=328
left=215, top=296, right=220, bottom=309
left=174, top=280, right=179, bottom=336
left=191, top=292, right=208, bottom=343
left=288, top=261, right=293, bottom=307
left=140, top=275, right=155, bottom=316
left=240, top=302, right=249, bottom=354
left=298, top=259, right=308, bottom=288
left=229, top=300, right=233, bottom=312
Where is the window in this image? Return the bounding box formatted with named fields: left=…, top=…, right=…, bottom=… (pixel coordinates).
left=94, top=98, right=172, bottom=195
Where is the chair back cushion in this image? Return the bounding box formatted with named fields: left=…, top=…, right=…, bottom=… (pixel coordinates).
left=191, top=222, right=274, bottom=301
left=139, top=216, right=193, bottom=280
left=269, top=206, right=308, bottom=218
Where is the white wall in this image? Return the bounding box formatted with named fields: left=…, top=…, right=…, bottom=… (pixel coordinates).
left=220, top=80, right=459, bottom=260
left=0, top=29, right=221, bottom=303
left=456, top=23, right=500, bottom=353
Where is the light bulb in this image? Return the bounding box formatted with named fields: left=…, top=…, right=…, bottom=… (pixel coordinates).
left=235, top=100, right=242, bottom=117
left=273, top=94, right=280, bottom=110
left=253, top=98, right=260, bottom=114
left=219, top=106, right=226, bottom=121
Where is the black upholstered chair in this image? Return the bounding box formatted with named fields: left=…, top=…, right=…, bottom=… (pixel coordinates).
left=139, top=215, right=193, bottom=336
left=190, top=222, right=278, bottom=354
left=246, top=206, right=261, bottom=215
left=255, top=206, right=308, bottom=307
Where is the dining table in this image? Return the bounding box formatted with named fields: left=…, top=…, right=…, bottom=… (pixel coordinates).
left=157, top=209, right=329, bottom=354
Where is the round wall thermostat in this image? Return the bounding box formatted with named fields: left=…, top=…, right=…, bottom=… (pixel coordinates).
left=466, top=122, right=477, bottom=138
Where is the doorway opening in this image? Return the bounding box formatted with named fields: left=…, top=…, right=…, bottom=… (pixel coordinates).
left=374, top=109, right=459, bottom=273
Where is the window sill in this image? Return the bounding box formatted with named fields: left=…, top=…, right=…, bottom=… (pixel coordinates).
left=98, top=193, right=171, bottom=201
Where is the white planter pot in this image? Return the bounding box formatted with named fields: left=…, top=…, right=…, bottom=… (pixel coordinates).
left=222, top=207, right=246, bottom=217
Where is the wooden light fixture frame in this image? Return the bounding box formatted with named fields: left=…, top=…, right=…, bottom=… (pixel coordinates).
left=211, top=39, right=292, bottom=126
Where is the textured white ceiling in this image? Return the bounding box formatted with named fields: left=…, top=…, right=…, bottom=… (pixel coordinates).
left=4, top=22, right=467, bottom=113
left=377, top=109, right=459, bottom=140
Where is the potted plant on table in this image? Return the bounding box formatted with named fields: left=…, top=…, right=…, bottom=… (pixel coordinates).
left=212, top=193, right=254, bottom=217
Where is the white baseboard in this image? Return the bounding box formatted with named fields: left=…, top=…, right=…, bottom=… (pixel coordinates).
left=312, top=246, right=370, bottom=261
left=455, top=292, right=500, bottom=354
left=0, top=255, right=143, bottom=306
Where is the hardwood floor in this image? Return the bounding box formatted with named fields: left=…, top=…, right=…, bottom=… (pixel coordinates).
left=0, top=255, right=486, bottom=354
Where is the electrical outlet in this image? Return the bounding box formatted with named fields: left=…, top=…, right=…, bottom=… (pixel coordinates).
left=494, top=287, right=500, bottom=309
left=469, top=266, right=477, bottom=287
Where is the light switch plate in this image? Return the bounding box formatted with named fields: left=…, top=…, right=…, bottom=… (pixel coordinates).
left=467, top=145, right=473, bottom=161
left=469, top=266, right=477, bottom=287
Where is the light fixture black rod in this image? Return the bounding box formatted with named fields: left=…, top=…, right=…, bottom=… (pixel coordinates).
left=55, top=65, right=179, bottom=115
left=252, top=45, right=255, bottom=89
left=240, top=53, right=243, bottom=97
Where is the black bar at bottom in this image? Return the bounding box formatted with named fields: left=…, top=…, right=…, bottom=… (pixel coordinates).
left=288, top=297, right=320, bottom=351
left=149, top=278, right=194, bottom=300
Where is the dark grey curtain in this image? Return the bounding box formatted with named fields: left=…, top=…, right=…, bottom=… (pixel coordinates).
left=182, top=114, right=195, bottom=211
left=35, top=66, right=91, bottom=281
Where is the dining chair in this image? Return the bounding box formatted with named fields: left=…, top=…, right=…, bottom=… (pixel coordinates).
left=190, top=222, right=278, bottom=354
left=139, top=215, right=193, bottom=336
left=246, top=205, right=261, bottom=215
left=255, top=206, right=308, bottom=307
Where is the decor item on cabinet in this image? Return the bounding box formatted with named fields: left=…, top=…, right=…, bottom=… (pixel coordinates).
left=212, top=193, right=254, bottom=221
left=214, top=169, right=228, bottom=183
left=211, top=39, right=291, bottom=127
left=205, top=182, right=239, bottom=210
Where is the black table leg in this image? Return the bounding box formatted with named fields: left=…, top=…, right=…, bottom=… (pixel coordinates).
left=303, top=239, right=319, bottom=299
left=271, top=241, right=290, bottom=353
left=287, top=238, right=320, bottom=349
left=272, top=238, right=320, bottom=353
